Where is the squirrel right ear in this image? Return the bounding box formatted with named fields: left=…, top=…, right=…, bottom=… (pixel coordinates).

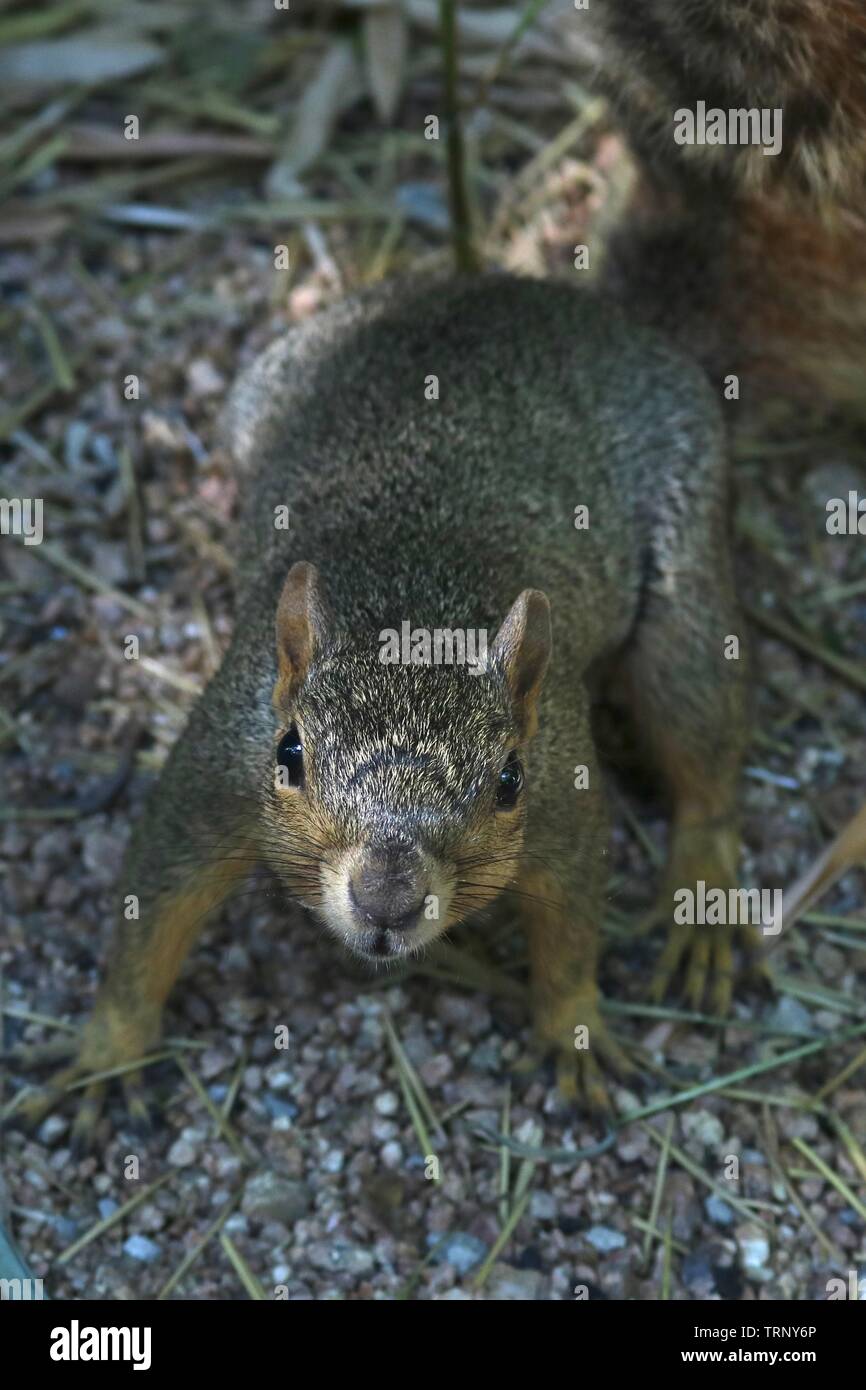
left=274, top=561, right=331, bottom=704
left=490, top=588, right=551, bottom=737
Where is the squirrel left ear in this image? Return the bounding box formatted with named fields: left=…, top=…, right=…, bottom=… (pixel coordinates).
left=274, top=561, right=331, bottom=704
left=490, top=588, right=551, bottom=737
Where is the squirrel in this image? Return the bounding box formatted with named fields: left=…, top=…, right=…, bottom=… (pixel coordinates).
left=17, top=274, right=763, bottom=1147
left=565, top=0, right=866, bottom=417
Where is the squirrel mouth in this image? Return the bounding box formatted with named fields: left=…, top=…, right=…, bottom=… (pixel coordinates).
left=317, top=854, right=451, bottom=959
left=355, top=925, right=415, bottom=961
left=369, top=930, right=399, bottom=958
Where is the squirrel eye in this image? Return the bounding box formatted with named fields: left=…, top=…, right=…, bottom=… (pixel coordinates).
left=276, top=724, right=304, bottom=789
left=496, top=750, right=523, bottom=808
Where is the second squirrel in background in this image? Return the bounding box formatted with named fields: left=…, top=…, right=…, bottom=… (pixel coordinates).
left=572, top=0, right=866, bottom=417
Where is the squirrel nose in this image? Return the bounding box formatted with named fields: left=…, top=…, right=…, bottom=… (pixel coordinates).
left=350, top=842, right=428, bottom=930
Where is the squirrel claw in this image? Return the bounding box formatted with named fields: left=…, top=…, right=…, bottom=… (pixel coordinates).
left=4, top=1016, right=161, bottom=1150
left=648, top=917, right=773, bottom=1016
left=562, top=1050, right=613, bottom=1112
left=69, top=1081, right=107, bottom=1155
left=122, top=1070, right=153, bottom=1135
left=1, top=1035, right=78, bottom=1068
left=6, top=1062, right=87, bottom=1136
left=508, top=1045, right=545, bottom=1078
left=9, top=1065, right=155, bottom=1152
left=527, top=994, right=633, bottom=1114
left=510, top=1040, right=617, bottom=1112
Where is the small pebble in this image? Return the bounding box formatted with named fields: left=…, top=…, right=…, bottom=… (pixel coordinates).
left=123, top=1235, right=161, bottom=1263
left=429, top=1232, right=488, bottom=1274
left=486, top=1263, right=542, bottom=1300
left=736, top=1223, right=772, bottom=1279
left=705, top=1195, right=735, bottom=1227
left=167, top=1139, right=198, bottom=1168
left=374, top=1090, right=399, bottom=1117
left=584, top=1226, right=626, bottom=1253
left=242, top=1171, right=313, bottom=1225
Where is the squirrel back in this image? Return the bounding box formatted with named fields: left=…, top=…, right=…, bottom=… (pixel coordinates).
left=225, top=273, right=723, bottom=646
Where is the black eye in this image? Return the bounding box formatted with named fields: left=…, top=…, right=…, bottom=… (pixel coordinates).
left=276, top=724, right=304, bottom=789
left=496, top=750, right=523, bottom=808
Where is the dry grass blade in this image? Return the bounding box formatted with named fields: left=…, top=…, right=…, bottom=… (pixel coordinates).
left=660, top=1213, right=673, bottom=1299
left=642, top=1123, right=772, bottom=1229
left=762, top=1104, right=845, bottom=1265
left=774, top=975, right=864, bottom=1016
left=781, top=801, right=866, bottom=929
left=61, top=124, right=273, bottom=162
left=791, top=1136, right=866, bottom=1224
left=26, top=541, right=150, bottom=619
left=620, top=1026, right=866, bottom=1125
left=472, top=0, right=554, bottom=109
left=471, top=1190, right=531, bottom=1290
left=745, top=603, right=866, bottom=694
left=139, top=656, right=203, bottom=696
left=220, top=1231, right=267, bottom=1300
left=382, top=1008, right=444, bottom=1171
left=221, top=1042, right=251, bottom=1123
left=829, top=1115, right=866, bottom=1185
left=174, top=1054, right=251, bottom=1166
left=632, top=1216, right=687, bottom=1257
left=812, top=1043, right=866, bottom=1103
left=57, top=1175, right=172, bottom=1266
left=642, top=1113, right=673, bottom=1269
left=157, top=1191, right=241, bottom=1300
left=498, top=1083, right=512, bottom=1227
left=2, top=1005, right=76, bottom=1034
left=63, top=1051, right=177, bottom=1090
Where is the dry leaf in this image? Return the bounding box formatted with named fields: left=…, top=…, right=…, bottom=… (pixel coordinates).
left=364, top=4, right=408, bottom=122
left=265, top=39, right=363, bottom=197
left=781, top=801, right=866, bottom=929
left=0, top=31, right=163, bottom=86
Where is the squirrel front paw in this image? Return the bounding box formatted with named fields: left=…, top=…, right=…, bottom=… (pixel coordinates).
left=639, top=821, right=774, bottom=1014
left=4, top=1001, right=161, bottom=1153
left=517, top=988, right=633, bottom=1112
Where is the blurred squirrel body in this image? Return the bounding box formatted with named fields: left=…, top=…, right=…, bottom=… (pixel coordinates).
left=24, top=275, right=756, bottom=1138
left=582, top=0, right=866, bottom=413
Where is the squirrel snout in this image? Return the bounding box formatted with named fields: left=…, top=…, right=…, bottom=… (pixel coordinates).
left=349, top=843, right=428, bottom=931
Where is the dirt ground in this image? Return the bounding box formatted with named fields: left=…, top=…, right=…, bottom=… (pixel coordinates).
left=1, top=0, right=865, bottom=1302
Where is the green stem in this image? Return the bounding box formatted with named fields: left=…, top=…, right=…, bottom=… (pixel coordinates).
left=440, top=0, right=478, bottom=272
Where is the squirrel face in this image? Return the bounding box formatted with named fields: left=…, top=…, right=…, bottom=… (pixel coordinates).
left=263, top=563, right=551, bottom=961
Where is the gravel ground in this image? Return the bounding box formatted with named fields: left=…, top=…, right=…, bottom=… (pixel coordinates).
left=1, top=28, right=866, bottom=1299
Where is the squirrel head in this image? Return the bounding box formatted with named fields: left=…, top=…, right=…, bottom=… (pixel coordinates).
left=263, top=562, right=551, bottom=962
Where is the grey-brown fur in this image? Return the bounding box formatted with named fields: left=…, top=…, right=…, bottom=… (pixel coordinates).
left=586, top=0, right=866, bottom=204
left=566, top=0, right=866, bottom=412
left=21, top=274, right=753, bottom=1134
